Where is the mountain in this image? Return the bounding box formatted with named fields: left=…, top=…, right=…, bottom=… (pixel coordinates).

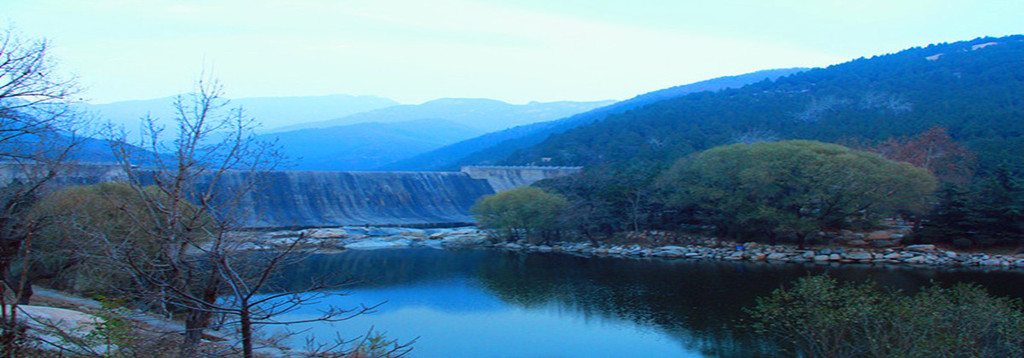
left=270, top=98, right=616, bottom=134
left=381, top=68, right=806, bottom=171
left=265, top=119, right=484, bottom=171
left=86, top=94, right=399, bottom=134
left=498, top=36, right=1024, bottom=173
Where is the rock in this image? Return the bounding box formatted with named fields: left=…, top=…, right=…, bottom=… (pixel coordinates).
left=658, top=246, right=687, bottom=251
left=844, top=252, right=873, bottom=261
left=653, top=250, right=683, bottom=258
left=980, top=259, right=1007, bottom=266
left=345, top=240, right=410, bottom=250
left=814, top=255, right=831, bottom=261
left=944, top=251, right=958, bottom=258
left=766, top=253, right=789, bottom=260
left=303, top=228, right=349, bottom=239
left=905, top=244, right=936, bottom=251
left=867, top=230, right=892, bottom=240
left=846, top=239, right=868, bottom=246
left=440, top=234, right=489, bottom=247
left=829, top=254, right=842, bottom=261
left=904, top=256, right=928, bottom=264
left=536, top=245, right=553, bottom=252
left=883, top=253, right=902, bottom=260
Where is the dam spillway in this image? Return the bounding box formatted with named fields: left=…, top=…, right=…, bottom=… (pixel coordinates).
left=192, top=166, right=580, bottom=228
left=229, top=171, right=495, bottom=228
left=23, top=164, right=580, bottom=228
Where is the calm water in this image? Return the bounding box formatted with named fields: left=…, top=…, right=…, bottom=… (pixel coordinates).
left=262, top=248, right=1024, bottom=357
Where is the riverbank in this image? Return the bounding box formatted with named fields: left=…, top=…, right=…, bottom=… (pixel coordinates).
left=251, top=227, right=1024, bottom=271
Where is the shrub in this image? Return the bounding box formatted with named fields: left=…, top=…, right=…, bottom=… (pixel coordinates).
left=750, top=275, right=1024, bottom=357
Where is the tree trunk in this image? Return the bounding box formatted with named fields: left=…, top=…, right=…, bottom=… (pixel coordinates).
left=180, top=272, right=222, bottom=358
left=240, top=306, right=253, bottom=358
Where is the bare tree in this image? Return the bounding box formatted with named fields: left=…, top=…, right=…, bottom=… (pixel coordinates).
left=106, top=76, right=376, bottom=357
left=0, top=26, right=83, bottom=356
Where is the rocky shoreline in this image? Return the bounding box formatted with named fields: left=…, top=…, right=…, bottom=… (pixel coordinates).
left=248, top=227, right=1024, bottom=271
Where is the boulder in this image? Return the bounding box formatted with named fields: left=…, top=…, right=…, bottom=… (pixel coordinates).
left=844, top=252, right=873, bottom=261
left=345, top=239, right=410, bottom=250
left=441, top=234, right=489, bottom=247
left=301, top=228, right=350, bottom=239
left=905, top=244, right=936, bottom=251
left=904, top=256, right=928, bottom=264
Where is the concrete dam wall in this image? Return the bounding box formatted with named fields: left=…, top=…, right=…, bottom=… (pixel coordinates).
left=227, top=171, right=494, bottom=228
left=194, top=166, right=579, bottom=228
left=24, top=164, right=579, bottom=228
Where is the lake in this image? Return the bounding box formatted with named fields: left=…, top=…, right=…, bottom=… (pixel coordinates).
left=262, top=248, right=1024, bottom=357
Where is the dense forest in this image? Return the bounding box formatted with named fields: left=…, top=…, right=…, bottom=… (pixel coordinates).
left=500, top=36, right=1024, bottom=175
left=384, top=68, right=805, bottom=171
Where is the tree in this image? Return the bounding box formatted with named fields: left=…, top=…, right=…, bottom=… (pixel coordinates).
left=0, top=27, right=83, bottom=356
left=751, top=275, right=1024, bottom=357
left=915, top=183, right=980, bottom=247
left=536, top=162, right=666, bottom=242
left=971, top=164, right=1024, bottom=244
left=471, top=186, right=568, bottom=244
left=104, top=77, right=363, bottom=358
left=26, top=182, right=177, bottom=296
left=660, top=140, right=937, bottom=246
left=868, top=126, right=977, bottom=183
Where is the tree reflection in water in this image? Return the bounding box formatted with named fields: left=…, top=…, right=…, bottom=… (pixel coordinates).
left=261, top=248, right=1024, bottom=357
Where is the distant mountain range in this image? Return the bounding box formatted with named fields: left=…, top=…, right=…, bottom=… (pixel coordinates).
left=268, top=98, right=616, bottom=133
left=490, top=35, right=1024, bottom=173
left=84, top=94, right=399, bottom=135
left=84, top=94, right=612, bottom=171
left=381, top=68, right=806, bottom=171
left=267, top=119, right=483, bottom=171
left=261, top=98, right=612, bottom=171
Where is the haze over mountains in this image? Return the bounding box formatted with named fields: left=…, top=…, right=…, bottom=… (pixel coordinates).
left=81, top=35, right=1023, bottom=174
left=86, top=94, right=399, bottom=135
left=86, top=95, right=614, bottom=171
left=270, top=98, right=616, bottom=133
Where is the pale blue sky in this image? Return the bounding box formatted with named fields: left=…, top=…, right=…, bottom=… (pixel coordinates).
left=5, top=0, right=1021, bottom=104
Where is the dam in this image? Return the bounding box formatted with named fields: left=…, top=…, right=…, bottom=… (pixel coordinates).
left=21, top=164, right=579, bottom=228
left=227, top=166, right=580, bottom=228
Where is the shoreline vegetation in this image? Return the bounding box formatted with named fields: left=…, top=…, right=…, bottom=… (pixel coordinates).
left=250, top=226, right=1024, bottom=272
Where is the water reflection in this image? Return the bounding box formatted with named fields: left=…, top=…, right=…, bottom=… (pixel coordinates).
left=262, top=248, right=1024, bottom=357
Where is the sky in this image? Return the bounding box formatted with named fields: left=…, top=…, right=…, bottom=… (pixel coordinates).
left=5, top=0, right=1022, bottom=105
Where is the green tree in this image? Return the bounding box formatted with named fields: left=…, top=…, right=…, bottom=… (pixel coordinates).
left=915, top=183, right=980, bottom=247
left=661, top=140, right=937, bottom=246
left=972, top=164, right=1024, bottom=244
left=27, top=182, right=194, bottom=296
left=471, top=186, right=568, bottom=244
left=751, top=275, right=1024, bottom=357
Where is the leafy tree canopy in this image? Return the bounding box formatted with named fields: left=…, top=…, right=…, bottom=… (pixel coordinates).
left=471, top=186, right=568, bottom=243
left=660, top=140, right=937, bottom=244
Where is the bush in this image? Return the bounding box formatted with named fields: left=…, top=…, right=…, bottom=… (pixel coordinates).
left=750, top=275, right=1024, bottom=357
left=660, top=140, right=937, bottom=246
left=471, top=186, right=568, bottom=244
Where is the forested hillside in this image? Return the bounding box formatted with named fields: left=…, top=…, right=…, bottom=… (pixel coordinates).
left=502, top=36, right=1024, bottom=173
left=384, top=68, right=805, bottom=171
